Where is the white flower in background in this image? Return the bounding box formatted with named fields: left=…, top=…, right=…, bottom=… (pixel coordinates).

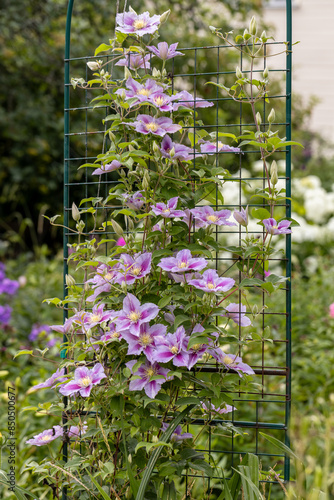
left=304, top=187, right=330, bottom=223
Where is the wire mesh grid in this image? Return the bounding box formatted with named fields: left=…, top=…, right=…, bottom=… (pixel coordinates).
left=63, top=1, right=292, bottom=498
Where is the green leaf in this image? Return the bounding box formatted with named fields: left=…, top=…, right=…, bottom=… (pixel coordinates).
left=13, top=350, right=33, bottom=359
left=260, top=432, right=301, bottom=461
left=251, top=208, right=271, bottom=220
left=94, top=43, right=111, bottom=56
left=158, top=295, right=173, bottom=309
left=135, top=441, right=172, bottom=454
left=86, top=470, right=113, bottom=500
left=175, top=397, right=200, bottom=406
left=174, top=314, right=190, bottom=329
left=239, top=278, right=263, bottom=287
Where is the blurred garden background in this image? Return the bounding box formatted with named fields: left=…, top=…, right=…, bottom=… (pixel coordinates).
left=1, top=0, right=334, bottom=497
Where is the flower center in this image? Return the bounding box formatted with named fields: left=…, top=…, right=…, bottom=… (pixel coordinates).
left=178, top=262, right=187, bottom=269
left=133, top=19, right=147, bottom=30
left=128, top=311, right=141, bottom=322
left=217, top=141, right=224, bottom=149
left=223, top=355, right=234, bottom=365
left=104, top=273, right=113, bottom=281
left=206, top=215, right=219, bottom=223
left=145, top=122, right=159, bottom=132
left=163, top=208, right=170, bottom=213
left=146, top=367, right=155, bottom=377
left=191, top=343, right=203, bottom=352
left=80, top=376, right=92, bottom=388
left=89, top=314, right=101, bottom=323
left=272, top=225, right=278, bottom=230
left=207, top=282, right=215, bottom=289
left=112, top=331, right=120, bottom=338
left=131, top=266, right=142, bottom=276
left=140, top=334, right=153, bottom=346
left=170, top=345, right=179, bottom=354
left=138, top=88, right=151, bottom=96
left=154, top=96, right=165, bottom=106
left=42, top=435, right=52, bottom=442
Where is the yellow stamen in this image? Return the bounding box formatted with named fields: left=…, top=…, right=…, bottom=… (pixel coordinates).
left=112, top=331, right=120, bottom=338
left=138, top=88, right=151, bottom=96
left=89, top=314, right=101, bottom=323
left=41, top=435, right=52, bottom=441
left=80, top=376, right=92, bottom=387
left=128, top=311, right=141, bottom=322
left=207, top=283, right=215, bottom=289
left=104, top=273, right=113, bottom=281
left=140, top=334, right=153, bottom=346
left=131, top=266, right=141, bottom=276
left=163, top=208, right=170, bottom=213
left=223, top=355, right=234, bottom=365
left=171, top=346, right=179, bottom=354
left=154, top=96, right=165, bottom=106
left=146, top=368, right=155, bottom=377
left=178, top=262, right=187, bottom=269
left=133, top=19, right=147, bottom=30
left=206, top=215, right=219, bottom=223
left=217, top=141, right=224, bottom=149
left=145, top=122, right=159, bottom=132
left=191, top=343, right=203, bottom=352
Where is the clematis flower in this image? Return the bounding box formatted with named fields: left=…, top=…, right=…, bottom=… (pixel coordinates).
left=126, top=359, right=171, bottom=399
left=0, top=305, right=12, bottom=326
left=224, top=303, right=251, bottom=326
left=149, top=93, right=173, bottom=112
left=26, top=425, right=63, bottom=446
left=115, top=78, right=163, bottom=104
left=115, top=252, right=152, bottom=285
left=50, top=317, right=73, bottom=335
left=0, top=278, right=19, bottom=296
left=122, top=191, right=144, bottom=210
left=117, top=237, right=126, bottom=247
left=151, top=196, right=185, bottom=218
left=187, top=324, right=209, bottom=369
left=29, top=324, right=51, bottom=342
left=115, top=53, right=151, bottom=70
left=153, top=326, right=190, bottom=367
left=233, top=207, right=248, bottom=227
left=99, top=322, right=127, bottom=343
left=329, top=303, right=334, bottom=318
left=160, top=135, right=196, bottom=161
left=262, top=218, right=292, bottom=235
left=131, top=114, right=181, bottom=137
left=189, top=269, right=235, bottom=293
left=59, top=363, right=107, bottom=398
left=200, top=141, right=241, bottom=155
left=68, top=422, right=88, bottom=438
left=122, top=323, right=166, bottom=363
left=147, top=42, right=184, bottom=60
left=115, top=293, right=159, bottom=336
left=116, top=11, right=161, bottom=37
left=92, top=160, right=122, bottom=176
left=83, top=303, right=116, bottom=329
left=28, top=368, right=68, bottom=393
left=210, top=350, right=254, bottom=377
left=172, top=90, right=214, bottom=111
left=191, top=206, right=236, bottom=228
left=86, top=263, right=121, bottom=302
left=161, top=423, right=193, bottom=441
left=158, top=249, right=207, bottom=273
left=201, top=401, right=236, bottom=415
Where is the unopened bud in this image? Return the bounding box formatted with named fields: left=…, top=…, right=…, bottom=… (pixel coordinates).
left=169, top=146, right=175, bottom=158
left=65, top=274, right=76, bottom=288
left=72, top=202, right=80, bottom=222
left=261, top=30, right=267, bottom=40
left=236, top=66, right=243, bottom=79
left=268, top=108, right=275, bottom=124
left=128, top=454, right=132, bottom=464
left=100, top=69, right=105, bottom=76
left=263, top=67, right=269, bottom=79
left=162, top=68, right=167, bottom=77
left=124, top=66, right=132, bottom=80
left=120, top=90, right=126, bottom=100
left=108, top=132, right=116, bottom=143
left=111, top=219, right=124, bottom=237
left=152, top=435, right=159, bottom=443
left=87, top=61, right=100, bottom=71
left=84, top=282, right=90, bottom=293
left=127, top=217, right=134, bottom=231
left=121, top=280, right=127, bottom=293
left=270, top=160, right=278, bottom=186
left=76, top=220, right=85, bottom=234
left=160, top=9, right=171, bottom=24
left=256, top=112, right=262, bottom=126
left=249, top=16, right=257, bottom=36
left=252, top=304, right=258, bottom=315
left=153, top=141, right=160, bottom=154
left=119, top=168, right=126, bottom=178
left=142, top=171, right=150, bottom=190
left=152, top=67, right=161, bottom=78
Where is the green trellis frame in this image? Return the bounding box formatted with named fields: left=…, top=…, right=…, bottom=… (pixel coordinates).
left=62, top=1, right=292, bottom=498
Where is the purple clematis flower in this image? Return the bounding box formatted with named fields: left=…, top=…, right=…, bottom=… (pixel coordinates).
left=26, top=425, right=63, bottom=446
left=116, top=78, right=164, bottom=104
left=116, top=11, right=160, bottom=37
left=191, top=206, right=236, bottom=228
left=187, top=324, right=209, bottom=369
left=92, top=160, right=122, bottom=176
left=160, top=135, right=196, bottom=161
left=126, top=359, right=171, bottom=399
left=147, top=42, right=184, bottom=61
left=201, top=401, right=236, bottom=415
left=210, top=350, right=255, bottom=377
left=161, top=423, right=193, bottom=441
left=28, top=368, right=68, bottom=393
left=59, top=363, right=107, bottom=398
left=131, top=114, right=181, bottom=137
left=158, top=249, right=207, bottom=274
left=172, top=90, right=214, bottom=111
left=149, top=93, right=174, bottom=112
left=86, top=263, right=121, bottom=303
left=262, top=218, right=292, bottom=235
left=0, top=277, right=19, bottom=296
left=29, top=324, right=51, bottom=342
left=50, top=317, right=73, bottom=335
left=153, top=326, right=190, bottom=367
left=99, top=322, right=127, bottom=343
left=122, top=191, right=144, bottom=210
left=68, top=422, right=88, bottom=438
left=0, top=305, right=12, bottom=326
left=83, top=303, right=116, bottom=329
left=115, top=53, right=151, bottom=70
left=200, top=141, right=241, bottom=155
left=189, top=269, right=235, bottom=293
left=151, top=196, right=185, bottom=218
left=224, top=303, right=251, bottom=327
left=234, top=207, right=248, bottom=227
left=122, top=323, right=166, bottom=363
left=115, top=252, right=152, bottom=285
left=115, top=293, right=159, bottom=336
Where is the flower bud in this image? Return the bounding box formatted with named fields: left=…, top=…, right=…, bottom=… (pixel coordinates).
left=249, top=16, right=257, bottom=36
left=268, top=108, right=275, bottom=124
left=127, top=217, right=134, bottom=231
left=263, top=67, right=269, bottom=79
left=153, top=141, right=160, bottom=154
left=128, top=454, right=132, bottom=463
left=256, top=112, right=262, bottom=126
left=236, top=66, right=243, bottom=79
left=252, top=304, right=258, bottom=315
left=120, top=90, right=126, bottom=100
left=261, top=31, right=267, bottom=40
left=76, top=220, right=85, bottom=234
left=270, top=160, right=278, bottom=186
left=142, top=171, right=150, bottom=191
left=108, top=131, right=116, bottom=142
left=121, top=280, right=127, bottom=293
left=84, top=282, right=90, bottom=293
left=87, top=61, right=100, bottom=71
left=124, top=66, right=132, bottom=80
left=128, top=144, right=135, bottom=151
left=72, top=202, right=80, bottom=222
left=169, top=146, right=175, bottom=158
left=152, top=435, right=159, bottom=443
left=160, top=9, right=171, bottom=24
left=152, top=67, right=161, bottom=78
left=65, top=274, right=76, bottom=288
left=111, top=219, right=124, bottom=237
left=162, top=68, right=167, bottom=77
